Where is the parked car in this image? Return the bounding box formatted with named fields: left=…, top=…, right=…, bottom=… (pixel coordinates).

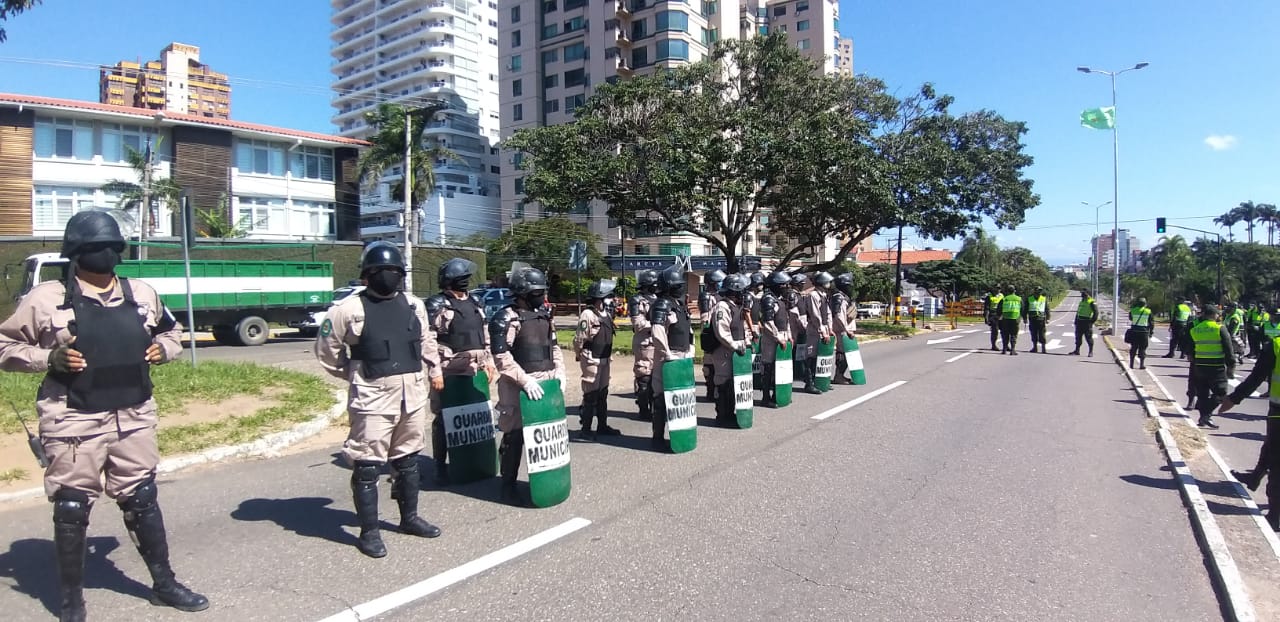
left=856, top=302, right=886, bottom=319
left=292, top=283, right=365, bottom=337
left=470, top=287, right=515, bottom=321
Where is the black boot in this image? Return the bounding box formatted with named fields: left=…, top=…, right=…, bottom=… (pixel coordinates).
left=1232, top=469, right=1263, bottom=492
left=578, top=391, right=596, bottom=442
left=349, top=462, right=387, bottom=558
left=595, top=391, right=620, bottom=436
left=390, top=454, right=442, bottom=538
left=499, top=434, right=531, bottom=507
left=762, top=366, right=777, bottom=407
left=636, top=376, right=653, bottom=421
left=718, top=381, right=737, bottom=426
left=118, top=479, right=210, bottom=610
left=53, top=490, right=90, bottom=622
left=803, top=359, right=820, bottom=394
left=431, top=417, right=450, bottom=486
left=651, top=396, right=671, bottom=452
left=704, top=367, right=716, bottom=401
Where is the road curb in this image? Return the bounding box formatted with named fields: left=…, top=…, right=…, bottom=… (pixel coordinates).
left=1104, top=336, right=1258, bottom=622
left=0, top=389, right=347, bottom=505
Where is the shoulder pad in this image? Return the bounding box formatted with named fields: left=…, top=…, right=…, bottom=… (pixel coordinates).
left=651, top=297, right=672, bottom=324
left=488, top=310, right=512, bottom=354
left=761, top=295, right=778, bottom=321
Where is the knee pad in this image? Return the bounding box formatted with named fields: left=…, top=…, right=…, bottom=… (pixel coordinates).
left=53, top=488, right=91, bottom=526
left=390, top=453, right=421, bottom=473
left=351, top=460, right=382, bottom=484
left=117, top=476, right=158, bottom=514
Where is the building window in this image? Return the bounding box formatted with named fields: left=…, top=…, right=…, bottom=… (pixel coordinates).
left=514, top=177, right=525, bottom=194
left=513, top=78, right=523, bottom=96
left=238, top=197, right=332, bottom=237
left=660, top=243, right=691, bottom=256
left=797, top=19, right=810, bottom=31
left=564, top=93, right=586, bottom=112
left=773, top=5, right=786, bottom=16
left=564, top=0, right=585, bottom=9
left=702, top=27, right=719, bottom=45
left=490, top=165, right=501, bottom=174
left=796, top=0, right=809, bottom=11
left=631, top=19, right=647, bottom=40
left=513, top=103, right=524, bottom=121
left=542, top=0, right=556, bottom=13
left=509, top=54, right=522, bottom=70
left=634, top=244, right=650, bottom=255
left=33, top=117, right=93, bottom=160
left=608, top=245, right=622, bottom=256
left=542, top=23, right=559, bottom=39
left=775, top=24, right=786, bottom=33
left=545, top=98, right=560, bottom=113
left=290, top=145, right=335, bottom=182
left=511, top=5, right=521, bottom=22
left=655, top=10, right=688, bottom=33
left=563, top=41, right=586, bottom=62
left=33, top=186, right=104, bottom=232
left=702, top=1, right=717, bottom=16
left=235, top=139, right=287, bottom=177
left=544, top=74, right=559, bottom=88
left=564, top=68, right=586, bottom=87
left=100, top=123, right=155, bottom=163
left=511, top=29, right=522, bottom=47
left=631, top=46, right=648, bottom=68
left=542, top=49, right=558, bottom=64
left=563, top=16, right=585, bottom=33
left=657, top=40, right=689, bottom=61
left=758, top=25, right=768, bottom=35
left=797, top=38, right=810, bottom=50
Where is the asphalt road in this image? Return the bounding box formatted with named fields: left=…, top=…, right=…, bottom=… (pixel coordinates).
left=0, top=300, right=1226, bottom=621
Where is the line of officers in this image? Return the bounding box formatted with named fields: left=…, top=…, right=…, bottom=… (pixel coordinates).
left=979, top=286, right=1102, bottom=356
left=314, top=246, right=865, bottom=560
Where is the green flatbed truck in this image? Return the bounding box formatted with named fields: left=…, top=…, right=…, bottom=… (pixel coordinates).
left=18, top=252, right=333, bottom=346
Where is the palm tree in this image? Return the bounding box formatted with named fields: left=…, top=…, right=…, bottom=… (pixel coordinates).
left=101, top=143, right=182, bottom=258
left=357, top=102, right=455, bottom=243
left=956, top=227, right=1001, bottom=273
left=1257, top=203, right=1279, bottom=246
left=1233, top=200, right=1260, bottom=244
left=1214, top=210, right=1239, bottom=242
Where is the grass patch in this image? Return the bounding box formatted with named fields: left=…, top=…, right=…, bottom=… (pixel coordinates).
left=0, top=361, right=335, bottom=455
left=0, top=467, right=27, bottom=484
left=856, top=321, right=918, bottom=337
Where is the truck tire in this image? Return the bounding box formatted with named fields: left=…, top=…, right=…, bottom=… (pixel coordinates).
left=211, top=326, right=237, bottom=346
left=236, top=316, right=270, bottom=347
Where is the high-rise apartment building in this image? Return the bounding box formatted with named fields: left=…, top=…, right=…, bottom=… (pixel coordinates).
left=752, top=0, right=851, bottom=75
left=1091, top=229, right=1140, bottom=271
left=499, top=0, right=849, bottom=270
left=329, top=0, right=502, bottom=244
left=99, top=43, right=231, bottom=119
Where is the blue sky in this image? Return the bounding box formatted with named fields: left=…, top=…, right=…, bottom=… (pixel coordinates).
left=2, top=0, right=1277, bottom=265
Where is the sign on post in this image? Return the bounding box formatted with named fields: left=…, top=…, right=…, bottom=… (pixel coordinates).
left=568, top=240, right=588, bottom=271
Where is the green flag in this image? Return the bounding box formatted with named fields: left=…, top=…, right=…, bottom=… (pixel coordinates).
left=1080, top=107, right=1115, bottom=130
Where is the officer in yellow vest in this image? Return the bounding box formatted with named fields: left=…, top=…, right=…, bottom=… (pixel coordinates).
left=1070, top=290, right=1098, bottom=357
left=1189, top=305, right=1235, bottom=429
left=983, top=289, right=1004, bottom=351
left=1218, top=330, right=1280, bottom=531
left=1164, top=299, right=1194, bottom=359
left=998, top=288, right=1023, bottom=355
left=1127, top=297, right=1152, bottom=369
left=1025, top=287, right=1049, bottom=354
left=1247, top=302, right=1270, bottom=359
left=1263, top=308, right=1280, bottom=344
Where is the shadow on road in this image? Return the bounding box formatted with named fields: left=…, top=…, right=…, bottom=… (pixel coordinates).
left=230, top=497, right=368, bottom=548
left=1219, top=431, right=1266, bottom=442
left=1218, top=411, right=1266, bottom=423
left=0, top=536, right=151, bottom=617
left=1119, top=473, right=1178, bottom=491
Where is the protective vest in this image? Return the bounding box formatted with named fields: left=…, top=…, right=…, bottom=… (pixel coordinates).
left=762, top=294, right=787, bottom=331
left=52, top=278, right=154, bottom=412
left=664, top=296, right=692, bottom=351
left=1265, top=321, right=1280, bottom=339
left=589, top=310, right=614, bottom=358
left=1129, top=306, right=1151, bottom=327
left=1028, top=295, right=1046, bottom=316
left=438, top=295, right=486, bottom=352
left=1001, top=295, right=1022, bottom=320
left=352, top=293, right=424, bottom=379
left=1233, top=309, right=1245, bottom=333
left=1271, top=338, right=1280, bottom=406
left=716, top=302, right=745, bottom=342
left=1190, top=320, right=1226, bottom=367
left=1077, top=298, right=1095, bottom=320
left=986, top=294, right=1003, bottom=317
left=512, top=308, right=556, bottom=372
left=1174, top=304, right=1192, bottom=322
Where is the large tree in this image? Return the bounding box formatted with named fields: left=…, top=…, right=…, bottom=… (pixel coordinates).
left=910, top=259, right=993, bottom=300
left=0, top=0, right=39, bottom=42
left=357, top=102, right=454, bottom=243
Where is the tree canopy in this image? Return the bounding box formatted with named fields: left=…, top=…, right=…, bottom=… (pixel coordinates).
left=0, top=0, right=39, bottom=42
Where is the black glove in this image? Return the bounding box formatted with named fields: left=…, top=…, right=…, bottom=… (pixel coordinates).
left=48, top=345, right=77, bottom=374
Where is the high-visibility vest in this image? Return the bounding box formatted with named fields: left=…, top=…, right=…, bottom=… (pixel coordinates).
left=1230, top=310, right=1244, bottom=334
left=1191, top=320, right=1225, bottom=367
left=1249, top=309, right=1263, bottom=325
left=1174, top=304, right=1192, bottom=322
left=1130, top=306, right=1151, bottom=327
left=1077, top=298, right=1095, bottom=319
left=1028, top=295, right=1046, bottom=315
left=987, top=294, right=1003, bottom=313
left=1271, top=338, right=1280, bottom=406
left=1266, top=322, right=1280, bottom=339
left=1001, top=295, right=1022, bottom=319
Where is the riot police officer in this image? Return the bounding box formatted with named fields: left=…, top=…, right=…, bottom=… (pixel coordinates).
left=789, top=273, right=811, bottom=392
left=651, top=265, right=695, bottom=452
left=758, top=272, right=793, bottom=407
left=832, top=273, right=858, bottom=383
left=573, top=280, right=620, bottom=440
left=491, top=268, right=566, bottom=505
left=805, top=272, right=835, bottom=393
left=711, top=275, right=751, bottom=426
left=0, top=210, right=208, bottom=619
left=629, top=269, right=660, bottom=421
left=699, top=269, right=726, bottom=401
left=424, top=258, right=496, bottom=485
left=317, top=241, right=443, bottom=558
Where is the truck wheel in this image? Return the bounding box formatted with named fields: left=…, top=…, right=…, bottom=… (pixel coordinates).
left=211, top=326, right=236, bottom=346
left=236, top=316, right=270, bottom=347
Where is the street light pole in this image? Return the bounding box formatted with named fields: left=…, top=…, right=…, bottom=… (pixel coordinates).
left=1078, top=62, right=1148, bottom=327
left=1082, top=200, right=1111, bottom=297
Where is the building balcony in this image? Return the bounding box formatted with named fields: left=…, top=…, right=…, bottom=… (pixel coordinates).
left=331, top=27, right=375, bottom=53
left=615, top=0, right=631, bottom=16
left=331, top=14, right=375, bottom=42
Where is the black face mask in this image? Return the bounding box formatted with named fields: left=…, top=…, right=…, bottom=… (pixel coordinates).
left=367, top=270, right=404, bottom=296
left=525, top=292, right=547, bottom=309
left=449, top=276, right=471, bottom=292
left=76, top=248, right=121, bottom=274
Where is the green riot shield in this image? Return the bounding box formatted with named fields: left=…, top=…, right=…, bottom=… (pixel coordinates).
left=732, top=349, right=754, bottom=429
left=841, top=335, right=867, bottom=385
left=440, top=371, right=498, bottom=483
left=774, top=343, right=794, bottom=407
left=661, top=357, right=698, bottom=453
left=814, top=338, right=837, bottom=391
left=520, top=379, right=571, bottom=508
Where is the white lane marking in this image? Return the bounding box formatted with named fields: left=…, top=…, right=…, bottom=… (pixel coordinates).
left=811, top=381, right=908, bottom=421
left=1062, top=332, right=1074, bottom=338
left=315, top=517, right=593, bottom=622
left=1045, top=338, right=1064, bottom=351
left=962, top=329, right=981, bottom=334
left=945, top=349, right=977, bottom=363
left=1151, top=336, right=1163, bottom=343
left=926, top=335, right=962, bottom=345
left=1226, top=378, right=1265, bottom=399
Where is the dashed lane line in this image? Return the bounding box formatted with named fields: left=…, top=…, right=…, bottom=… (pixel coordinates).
left=945, top=349, right=978, bottom=363
left=811, top=381, right=908, bottom=421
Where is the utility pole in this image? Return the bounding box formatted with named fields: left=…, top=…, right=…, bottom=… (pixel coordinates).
left=892, top=223, right=904, bottom=325
left=437, top=192, right=446, bottom=245
left=403, top=111, right=415, bottom=293
left=139, top=139, right=152, bottom=261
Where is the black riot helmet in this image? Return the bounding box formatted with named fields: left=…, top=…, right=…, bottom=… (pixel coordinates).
left=814, top=271, right=835, bottom=288
left=791, top=272, right=809, bottom=289
left=587, top=279, right=617, bottom=300
left=61, top=210, right=126, bottom=258
left=637, top=269, right=660, bottom=294
left=767, top=271, right=791, bottom=295
left=750, top=272, right=766, bottom=290
left=509, top=267, right=549, bottom=296
left=660, top=265, right=687, bottom=298
left=360, top=241, right=404, bottom=276
left=719, top=274, right=748, bottom=301
left=835, top=272, right=854, bottom=295
left=703, top=269, right=726, bottom=289
left=438, top=258, right=475, bottom=292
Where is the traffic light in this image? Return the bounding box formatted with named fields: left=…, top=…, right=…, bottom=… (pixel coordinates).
left=1156, top=217, right=1166, bottom=234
